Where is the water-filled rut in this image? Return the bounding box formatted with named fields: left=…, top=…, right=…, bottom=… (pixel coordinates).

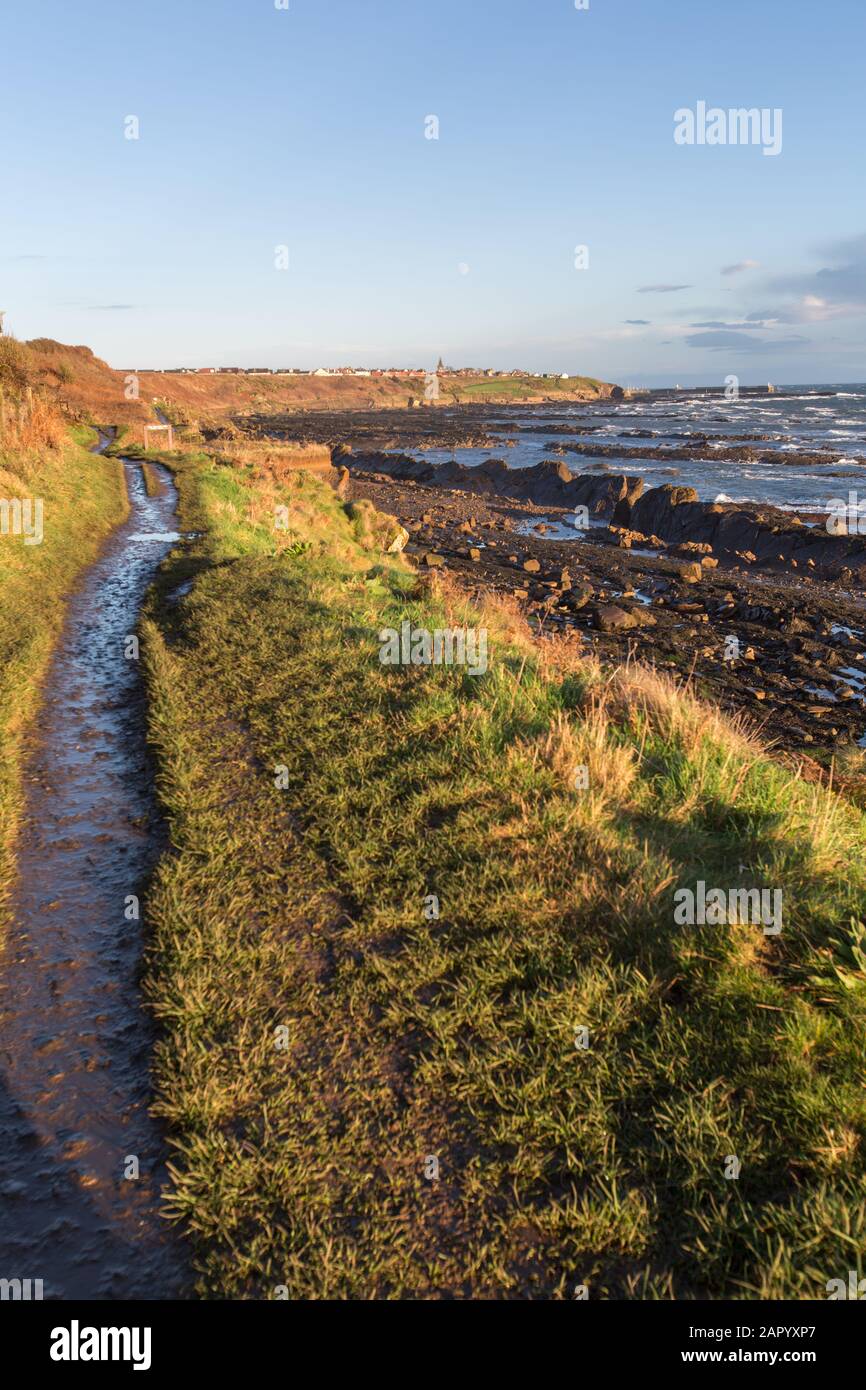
left=0, top=451, right=187, bottom=1299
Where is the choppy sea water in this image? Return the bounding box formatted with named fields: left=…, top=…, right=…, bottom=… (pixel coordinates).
left=414, top=384, right=866, bottom=515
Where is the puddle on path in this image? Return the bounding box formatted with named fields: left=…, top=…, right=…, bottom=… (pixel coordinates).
left=0, top=457, right=189, bottom=1299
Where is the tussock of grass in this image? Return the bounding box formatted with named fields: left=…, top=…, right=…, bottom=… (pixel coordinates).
left=141, top=461, right=167, bottom=497
left=226, top=441, right=333, bottom=476
left=0, top=427, right=127, bottom=924
left=141, top=455, right=866, bottom=1300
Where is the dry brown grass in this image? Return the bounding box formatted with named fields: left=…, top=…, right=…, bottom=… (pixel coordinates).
left=581, top=659, right=762, bottom=757
left=227, top=441, right=333, bottom=478
left=420, top=567, right=537, bottom=653
left=24, top=339, right=149, bottom=426
left=533, top=708, right=639, bottom=823
left=0, top=380, right=65, bottom=455
left=15, top=397, right=64, bottom=452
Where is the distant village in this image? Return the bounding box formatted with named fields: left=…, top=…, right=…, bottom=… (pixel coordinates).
left=124, top=361, right=574, bottom=380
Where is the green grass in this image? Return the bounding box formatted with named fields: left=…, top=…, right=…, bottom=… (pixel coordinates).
left=455, top=374, right=604, bottom=401
left=142, top=461, right=167, bottom=497
left=139, top=448, right=866, bottom=1300
left=0, top=426, right=128, bottom=924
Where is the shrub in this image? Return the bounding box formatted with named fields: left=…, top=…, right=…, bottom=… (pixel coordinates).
left=0, top=338, right=33, bottom=394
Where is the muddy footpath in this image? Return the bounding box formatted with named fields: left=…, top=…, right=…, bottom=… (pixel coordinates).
left=0, top=452, right=189, bottom=1299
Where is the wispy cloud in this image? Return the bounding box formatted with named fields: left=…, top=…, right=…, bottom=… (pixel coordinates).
left=624, top=318, right=651, bottom=325
left=637, top=283, right=692, bottom=293
left=87, top=304, right=135, bottom=311
left=690, top=319, right=765, bottom=330
left=684, top=329, right=808, bottom=352
left=721, top=259, right=760, bottom=276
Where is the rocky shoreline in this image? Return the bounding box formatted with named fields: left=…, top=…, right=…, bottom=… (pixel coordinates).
left=546, top=438, right=848, bottom=468
left=344, top=450, right=866, bottom=582
left=216, top=404, right=533, bottom=454
left=343, top=456, right=866, bottom=763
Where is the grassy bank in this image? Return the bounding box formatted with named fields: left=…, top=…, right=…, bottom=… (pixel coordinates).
left=451, top=373, right=605, bottom=402
left=8, top=335, right=616, bottom=430
left=0, top=426, right=128, bottom=924
left=141, top=446, right=866, bottom=1299
left=142, top=460, right=167, bottom=496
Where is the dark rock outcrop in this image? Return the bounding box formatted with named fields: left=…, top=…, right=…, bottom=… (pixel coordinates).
left=347, top=452, right=643, bottom=518
left=615, top=484, right=866, bottom=579
left=348, top=451, right=866, bottom=579
left=613, top=485, right=699, bottom=535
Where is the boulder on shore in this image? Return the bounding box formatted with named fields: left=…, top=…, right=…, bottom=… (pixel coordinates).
left=593, top=604, right=640, bottom=632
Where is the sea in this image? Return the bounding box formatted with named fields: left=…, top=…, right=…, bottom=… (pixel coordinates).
left=416, top=384, right=866, bottom=518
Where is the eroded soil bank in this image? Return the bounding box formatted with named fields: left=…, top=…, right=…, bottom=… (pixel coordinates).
left=0, top=457, right=188, bottom=1299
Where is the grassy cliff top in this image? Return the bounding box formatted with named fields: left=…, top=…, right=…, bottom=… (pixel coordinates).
left=2, top=335, right=617, bottom=433
left=135, top=439, right=866, bottom=1298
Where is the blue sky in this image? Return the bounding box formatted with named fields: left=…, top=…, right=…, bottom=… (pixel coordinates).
left=2, top=0, right=865, bottom=384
